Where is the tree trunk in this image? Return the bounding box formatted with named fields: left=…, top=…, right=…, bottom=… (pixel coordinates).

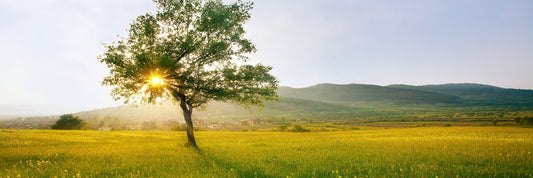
left=179, top=101, right=197, bottom=148
left=181, top=108, right=197, bottom=147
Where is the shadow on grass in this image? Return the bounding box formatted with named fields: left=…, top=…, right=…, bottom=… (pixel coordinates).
left=191, top=146, right=273, bottom=178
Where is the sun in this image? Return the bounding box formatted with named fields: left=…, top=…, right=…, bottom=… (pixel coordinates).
left=150, top=76, right=163, bottom=86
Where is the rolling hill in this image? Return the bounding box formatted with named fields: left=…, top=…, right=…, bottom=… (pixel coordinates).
left=2, top=83, right=532, bottom=129
left=278, top=83, right=462, bottom=104
left=74, top=83, right=533, bottom=121
left=387, top=83, right=533, bottom=105
left=73, top=97, right=351, bottom=121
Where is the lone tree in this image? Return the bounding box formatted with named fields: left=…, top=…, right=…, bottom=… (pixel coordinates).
left=99, top=0, right=278, bottom=147
left=51, top=114, right=86, bottom=130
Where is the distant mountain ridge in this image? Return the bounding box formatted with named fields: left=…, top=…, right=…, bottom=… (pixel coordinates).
left=387, top=83, right=533, bottom=105
left=2, top=83, right=532, bottom=124
left=278, top=83, right=462, bottom=105
left=277, top=83, right=533, bottom=106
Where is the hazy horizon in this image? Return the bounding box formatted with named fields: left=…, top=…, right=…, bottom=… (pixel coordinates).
left=1, top=0, right=532, bottom=115
left=0, top=82, right=529, bottom=117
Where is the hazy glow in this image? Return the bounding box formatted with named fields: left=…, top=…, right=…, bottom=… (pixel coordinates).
left=151, top=76, right=163, bottom=86
left=0, top=0, right=532, bottom=116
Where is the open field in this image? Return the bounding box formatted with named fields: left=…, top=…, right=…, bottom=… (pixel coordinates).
left=1, top=127, right=532, bottom=177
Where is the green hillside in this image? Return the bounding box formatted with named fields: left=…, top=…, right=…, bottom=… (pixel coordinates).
left=74, top=83, right=532, bottom=121
left=388, top=83, right=533, bottom=105
left=73, top=96, right=351, bottom=121
left=3, top=83, right=532, bottom=129
left=279, top=83, right=462, bottom=104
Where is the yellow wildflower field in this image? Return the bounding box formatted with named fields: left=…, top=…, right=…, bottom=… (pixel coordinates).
left=1, top=127, right=532, bottom=177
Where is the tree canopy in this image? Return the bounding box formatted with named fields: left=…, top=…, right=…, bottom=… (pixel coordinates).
left=99, top=0, right=278, bottom=147
left=51, top=114, right=86, bottom=130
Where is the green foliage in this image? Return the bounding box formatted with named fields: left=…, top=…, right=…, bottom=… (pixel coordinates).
left=277, top=124, right=287, bottom=131
left=99, top=0, right=278, bottom=146
left=409, top=124, right=426, bottom=128
left=515, top=117, right=522, bottom=123
left=520, top=117, right=533, bottom=125
left=50, top=114, right=86, bottom=130
left=514, top=117, right=533, bottom=125
left=492, top=119, right=499, bottom=126
left=290, top=124, right=310, bottom=132
left=99, top=0, right=278, bottom=108
left=441, top=123, right=451, bottom=127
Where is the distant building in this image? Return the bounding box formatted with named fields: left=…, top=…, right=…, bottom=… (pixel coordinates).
left=207, top=125, right=220, bottom=129
left=239, top=118, right=261, bottom=126
left=239, top=120, right=249, bottom=126
left=250, top=118, right=261, bottom=126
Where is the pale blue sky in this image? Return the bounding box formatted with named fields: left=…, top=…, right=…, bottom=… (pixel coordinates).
left=1, top=0, right=532, bottom=115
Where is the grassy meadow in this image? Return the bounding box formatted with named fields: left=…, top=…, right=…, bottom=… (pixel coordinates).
left=1, top=127, right=532, bottom=177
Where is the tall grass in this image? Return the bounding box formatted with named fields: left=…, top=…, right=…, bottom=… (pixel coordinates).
left=1, top=127, right=532, bottom=177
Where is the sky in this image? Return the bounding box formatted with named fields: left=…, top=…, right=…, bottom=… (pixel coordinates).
left=1, top=0, right=532, bottom=116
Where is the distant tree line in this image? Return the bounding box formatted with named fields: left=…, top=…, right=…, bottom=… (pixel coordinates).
left=51, top=114, right=86, bottom=130
left=515, top=117, right=533, bottom=125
